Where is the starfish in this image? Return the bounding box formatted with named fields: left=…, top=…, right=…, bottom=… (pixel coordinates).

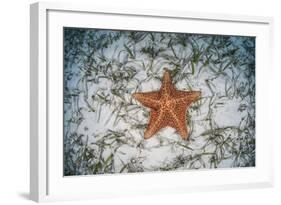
left=132, top=70, right=201, bottom=140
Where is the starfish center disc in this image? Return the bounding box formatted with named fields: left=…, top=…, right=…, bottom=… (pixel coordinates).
left=161, top=98, right=176, bottom=110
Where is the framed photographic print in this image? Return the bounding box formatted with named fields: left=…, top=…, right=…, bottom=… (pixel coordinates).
left=30, top=2, right=274, bottom=202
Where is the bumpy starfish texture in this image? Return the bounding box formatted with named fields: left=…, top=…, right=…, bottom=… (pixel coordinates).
left=133, top=70, right=201, bottom=140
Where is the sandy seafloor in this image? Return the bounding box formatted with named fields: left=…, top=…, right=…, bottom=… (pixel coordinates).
left=63, top=28, right=255, bottom=176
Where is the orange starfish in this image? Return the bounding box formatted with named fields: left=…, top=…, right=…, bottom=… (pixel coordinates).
left=133, top=70, right=201, bottom=140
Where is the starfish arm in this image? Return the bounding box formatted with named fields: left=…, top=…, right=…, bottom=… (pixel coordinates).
left=168, top=109, right=188, bottom=139
left=160, top=71, right=173, bottom=96
left=171, top=91, right=200, bottom=139
left=162, top=70, right=172, bottom=85
left=132, top=91, right=160, bottom=109
left=173, top=90, right=201, bottom=106
left=144, top=110, right=167, bottom=139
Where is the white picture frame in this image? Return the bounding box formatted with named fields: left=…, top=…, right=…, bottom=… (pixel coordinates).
left=30, top=1, right=274, bottom=202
